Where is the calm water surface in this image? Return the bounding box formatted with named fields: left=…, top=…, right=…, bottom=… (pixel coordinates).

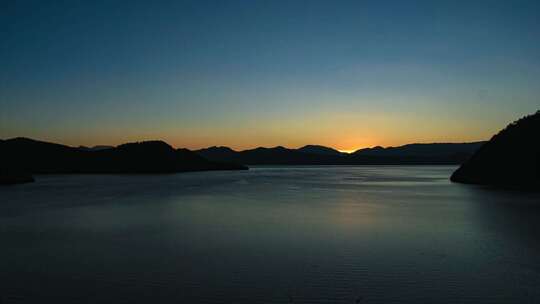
left=1, top=166, right=540, bottom=303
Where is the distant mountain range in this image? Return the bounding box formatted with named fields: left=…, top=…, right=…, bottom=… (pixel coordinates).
left=196, top=142, right=486, bottom=165
left=0, top=137, right=489, bottom=185
left=0, top=138, right=246, bottom=184
left=451, top=111, right=540, bottom=189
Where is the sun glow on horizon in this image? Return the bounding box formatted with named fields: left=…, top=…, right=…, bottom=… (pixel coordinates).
left=337, top=149, right=358, bottom=154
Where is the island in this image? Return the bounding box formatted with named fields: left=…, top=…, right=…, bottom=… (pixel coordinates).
left=451, top=111, right=540, bottom=189
left=0, top=138, right=247, bottom=185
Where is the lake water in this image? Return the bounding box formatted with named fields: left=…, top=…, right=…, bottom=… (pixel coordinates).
left=1, top=166, right=540, bottom=303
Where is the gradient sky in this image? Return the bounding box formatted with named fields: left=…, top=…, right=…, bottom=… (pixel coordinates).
left=1, top=0, right=539, bottom=151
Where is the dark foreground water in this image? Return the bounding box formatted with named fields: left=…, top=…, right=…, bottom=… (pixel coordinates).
left=1, top=166, right=540, bottom=304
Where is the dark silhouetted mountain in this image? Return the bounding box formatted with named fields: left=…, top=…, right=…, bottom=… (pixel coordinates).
left=197, top=145, right=346, bottom=165
left=196, top=142, right=485, bottom=165
left=0, top=138, right=247, bottom=176
left=451, top=111, right=540, bottom=189
left=353, top=142, right=485, bottom=157
left=354, top=146, right=385, bottom=154
left=195, top=146, right=239, bottom=161
left=297, top=145, right=343, bottom=156
left=234, top=146, right=344, bottom=165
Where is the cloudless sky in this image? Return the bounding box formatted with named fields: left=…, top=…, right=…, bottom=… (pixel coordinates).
left=1, top=0, right=539, bottom=151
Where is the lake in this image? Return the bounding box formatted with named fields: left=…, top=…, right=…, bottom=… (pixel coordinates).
left=1, top=166, right=539, bottom=303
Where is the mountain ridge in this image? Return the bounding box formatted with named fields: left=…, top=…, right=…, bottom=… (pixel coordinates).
left=196, top=142, right=486, bottom=165
left=0, top=138, right=247, bottom=182
left=451, top=111, right=540, bottom=189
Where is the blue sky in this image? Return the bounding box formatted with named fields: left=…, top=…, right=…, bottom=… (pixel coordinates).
left=1, top=0, right=539, bottom=150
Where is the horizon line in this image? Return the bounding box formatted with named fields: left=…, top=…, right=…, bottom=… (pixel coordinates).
left=2, top=136, right=488, bottom=154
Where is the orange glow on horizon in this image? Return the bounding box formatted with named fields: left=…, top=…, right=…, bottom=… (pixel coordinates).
left=4, top=108, right=496, bottom=152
